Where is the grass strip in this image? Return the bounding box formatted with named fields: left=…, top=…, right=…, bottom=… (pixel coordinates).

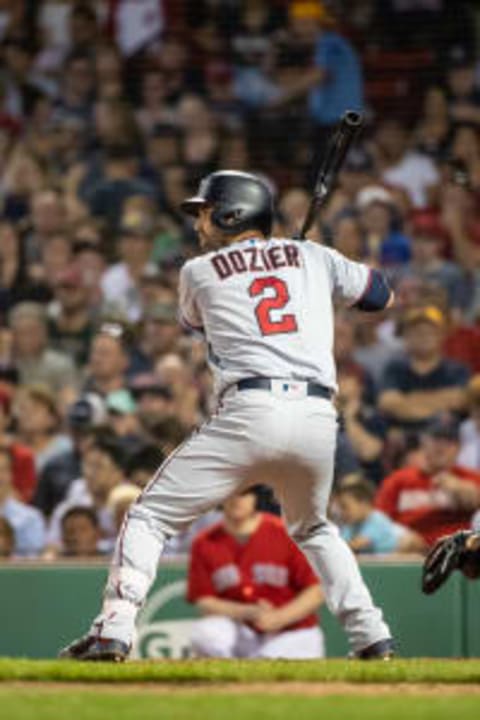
left=0, top=658, right=480, bottom=684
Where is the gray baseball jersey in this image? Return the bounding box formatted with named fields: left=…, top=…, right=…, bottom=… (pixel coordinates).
left=179, top=237, right=370, bottom=396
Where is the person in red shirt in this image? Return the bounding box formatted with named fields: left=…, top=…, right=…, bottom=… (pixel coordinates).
left=0, top=389, right=36, bottom=503
left=187, top=486, right=324, bottom=659
left=376, top=415, right=480, bottom=546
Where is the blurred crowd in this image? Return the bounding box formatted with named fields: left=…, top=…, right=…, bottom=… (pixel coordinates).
left=0, top=0, right=480, bottom=561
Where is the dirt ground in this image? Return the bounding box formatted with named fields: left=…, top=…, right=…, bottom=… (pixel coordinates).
left=4, top=682, right=480, bottom=696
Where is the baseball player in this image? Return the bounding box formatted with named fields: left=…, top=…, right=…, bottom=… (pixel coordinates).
left=61, top=170, right=394, bottom=661
left=188, top=484, right=324, bottom=659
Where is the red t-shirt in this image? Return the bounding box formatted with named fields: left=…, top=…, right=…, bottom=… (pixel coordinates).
left=375, top=465, right=480, bottom=545
left=187, top=514, right=319, bottom=631
left=10, top=443, right=37, bottom=503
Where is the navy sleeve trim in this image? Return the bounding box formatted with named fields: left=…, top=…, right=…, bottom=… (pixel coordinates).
left=353, top=269, right=391, bottom=312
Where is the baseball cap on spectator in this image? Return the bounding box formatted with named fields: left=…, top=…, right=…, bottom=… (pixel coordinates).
left=423, top=414, right=460, bottom=442
left=129, top=373, right=173, bottom=400
left=289, top=1, right=335, bottom=25
left=106, top=389, right=137, bottom=415
left=356, top=186, right=394, bottom=210
left=143, top=303, right=177, bottom=324
left=402, top=305, right=446, bottom=330
left=343, top=147, right=374, bottom=174
left=67, top=394, right=107, bottom=431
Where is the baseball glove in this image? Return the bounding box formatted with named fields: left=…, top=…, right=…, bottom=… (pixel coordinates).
left=422, top=531, right=480, bottom=595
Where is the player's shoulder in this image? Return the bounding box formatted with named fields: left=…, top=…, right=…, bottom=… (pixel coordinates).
left=299, top=240, right=342, bottom=265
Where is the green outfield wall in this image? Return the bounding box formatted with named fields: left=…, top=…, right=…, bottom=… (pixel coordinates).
left=0, top=560, right=474, bottom=659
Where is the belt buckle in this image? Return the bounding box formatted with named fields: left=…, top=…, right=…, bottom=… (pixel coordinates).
left=270, top=380, right=307, bottom=399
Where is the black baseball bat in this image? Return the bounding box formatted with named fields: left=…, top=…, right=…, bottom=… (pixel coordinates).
left=298, top=110, right=364, bottom=240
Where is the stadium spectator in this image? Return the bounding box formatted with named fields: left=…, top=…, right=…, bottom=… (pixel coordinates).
left=337, top=366, right=386, bottom=486
left=375, top=118, right=439, bottom=208
left=0, top=446, right=45, bottom=556
left=445, top=46, right=480, bottom=128
left=394, top=211, right=469, bottom=312
left=14, top=384, right=72, bottom=475
left=413, top=86, right=451, bottom=160
left=132, top=303, right=182, bottom=375
left=33, top=394, right=107, bottom=517
left=46, top=433, right=128, bottom=553
left=60, top=506, right=101, bottom=558
left=100, top=211, right=157, bottom=323
left=376, top=415, right=480, bottom=546
left=83, top=323, right=131, bottom=396
left=378, top=306, right=469, bottom=434
left=8, top=302, right=78, bottom=394
left=353, top=313, right=403, bottom=389
left=277, top=2, right=363, bottom=141
left=187, top=486, right=324, bottom=659
left=105, top=389, right=143, bottom=453
left=335, top=476, right=425, bottom=555
left=356, top=185, right=411, bottom=266
left=25, top=188, right=66, bottom=265
left=125, top=442, right=165, bottom=489
left=48, top=264, right=96, bottom=367
left=0, top=387, right=36, bottom=503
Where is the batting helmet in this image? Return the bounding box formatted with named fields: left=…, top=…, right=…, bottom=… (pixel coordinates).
left=180, top=170, right=273, bottom=236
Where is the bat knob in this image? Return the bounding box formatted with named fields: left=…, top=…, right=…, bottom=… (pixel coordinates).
left=343, top=110, right=363, bottom=128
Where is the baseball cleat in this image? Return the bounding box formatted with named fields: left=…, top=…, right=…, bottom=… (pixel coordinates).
left=59, top=635, right=130, bottom=662
left=354, top=637, right=395, bottom=660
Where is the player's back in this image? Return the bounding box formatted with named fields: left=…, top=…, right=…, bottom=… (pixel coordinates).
left=179, top=236, right=369, bottom=395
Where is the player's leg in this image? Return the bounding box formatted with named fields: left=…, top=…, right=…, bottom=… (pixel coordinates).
left=254, top=626, right=325, bottom=659
left=60, top=393, right=275, bottom=659
left=190, top=616, right=238, bottom=658
left=274, top=397, right=393, bottom=656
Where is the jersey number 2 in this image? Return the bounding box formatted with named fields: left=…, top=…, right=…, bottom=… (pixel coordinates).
left=249, top=276, right=298, bottom=336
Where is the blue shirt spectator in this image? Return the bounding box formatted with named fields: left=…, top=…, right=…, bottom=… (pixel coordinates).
left=309, top=31, right=363, bottom=125
left=340, top=509, right=402, bottom=554
left=0, top=498, right=46, bottom=557
left=335, top=476, right=425, bottom=555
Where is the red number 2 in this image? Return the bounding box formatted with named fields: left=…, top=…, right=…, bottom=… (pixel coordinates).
left=249, top=276, right=298, bottom=336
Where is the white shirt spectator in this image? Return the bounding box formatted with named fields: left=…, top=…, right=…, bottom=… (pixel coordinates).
left=0, top=498, right=46, bottom=556
left=47, top=478, right=116, bottom=553
left=382, top=151, right=439, bottom=208
left=101, top=262, right=156, bottom=322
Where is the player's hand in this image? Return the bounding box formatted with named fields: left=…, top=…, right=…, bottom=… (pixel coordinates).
left=241, top=604, right=265, bottom=623
left=254, top=607, right=288, bottom=633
